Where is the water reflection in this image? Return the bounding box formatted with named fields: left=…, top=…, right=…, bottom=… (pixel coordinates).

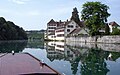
left=26, top=40, right=44, bottom=49
left=2, top=40, right=119, bottom=75
left=81, top=48, right=109, bottom=75
left=45, top=41, right=65, bottom=61
left=45, top=41, right=120, bottom=75
left=0, top=41, right=27, bottom=53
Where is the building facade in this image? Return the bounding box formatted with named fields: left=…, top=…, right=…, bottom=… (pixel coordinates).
left=46, top=19, right=89, bottom=41
left=47, top=19, right=57, bottom=40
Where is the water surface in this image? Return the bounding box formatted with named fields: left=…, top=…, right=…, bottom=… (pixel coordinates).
left=0, top=40, right=120, bottom=75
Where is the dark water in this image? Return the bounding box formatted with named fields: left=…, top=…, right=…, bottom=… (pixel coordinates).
left=0, top=40, right=120, bottom=75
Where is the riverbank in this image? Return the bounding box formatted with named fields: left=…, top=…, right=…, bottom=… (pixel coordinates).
left=66, top=35, right=120, bottom=44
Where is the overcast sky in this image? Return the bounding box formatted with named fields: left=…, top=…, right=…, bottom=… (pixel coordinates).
left=0, top=0, right=120, bottom=30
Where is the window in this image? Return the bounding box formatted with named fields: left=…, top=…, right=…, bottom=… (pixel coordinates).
left=51, top=36, right=53, bottom=38
left=68, top=25, right=73, bottom=28
left=48, top=27, right=56, bottom=29
left=57, top=34, right=64, bottom=37
left=56, top=29, right=64, bottom=32
left=48, top=30, right=54, bottom=32
left=67, top=29, right=70, bottom=32
left=57, top=45, right=64, bottom=48
left=71, top=25, right=73, bottom=28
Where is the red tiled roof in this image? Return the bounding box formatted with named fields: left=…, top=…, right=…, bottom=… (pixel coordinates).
left=109, top=21, right=119, bottom=26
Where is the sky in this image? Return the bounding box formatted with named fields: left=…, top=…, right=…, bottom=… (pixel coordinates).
left=0, top=0, right=120, bottom=30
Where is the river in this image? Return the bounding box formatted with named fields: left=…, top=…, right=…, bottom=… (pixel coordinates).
left=0, top=40, right=120, bottom=75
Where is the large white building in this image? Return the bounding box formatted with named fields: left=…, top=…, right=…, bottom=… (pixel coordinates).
left=47, top=19, right=57, bottom=40
left=46, top=19, right=89, bottom=41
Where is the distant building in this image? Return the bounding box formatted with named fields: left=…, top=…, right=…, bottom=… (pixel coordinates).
left=47, top=19, right=57, bottom=40
left=55, top=20, right=66, bottom=40
left=46, top=19, right=89, bottom=41
left=109, top=21, right=120, bottom=32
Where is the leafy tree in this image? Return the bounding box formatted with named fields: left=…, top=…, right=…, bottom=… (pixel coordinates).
left=81, top=2, right=110, bottom=36
left=0, top=17, right=28, bottom=40
left=111, top=26, right=120, bottom=35
left=71, top=7, right=81, bottom=26
left=0, top=17, right=6, bottom=25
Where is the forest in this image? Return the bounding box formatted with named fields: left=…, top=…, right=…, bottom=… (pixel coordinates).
left=0, top=17, right=28, bottom=40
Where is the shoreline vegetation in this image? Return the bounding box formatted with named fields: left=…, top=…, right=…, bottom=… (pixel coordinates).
left=0, top=17, right=28, bottom=40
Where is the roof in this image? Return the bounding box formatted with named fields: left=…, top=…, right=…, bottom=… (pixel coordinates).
left=65, top=20, right=85, bottom=28
left=109, top=21, right=119, bottom=26
left=69, top=28, right=82, bottom=34
left=80, top=21, right=85, bottom=27
left=48, top=19, right=56, bottom=24
left=57, top=21, right=65, bottom=28
left=0, top=53, right=61, bottom=75
left=69, top=28, right=89, bottom=35
left=65, top=20, right=72, bottom=26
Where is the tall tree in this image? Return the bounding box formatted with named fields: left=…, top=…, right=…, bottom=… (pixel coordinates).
left=71, top=7, right=81, bottom=26
left=81, top=2, right=110, bottom=36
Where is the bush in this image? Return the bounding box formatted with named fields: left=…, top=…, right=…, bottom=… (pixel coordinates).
left=111, top=27, right=120, bottom=35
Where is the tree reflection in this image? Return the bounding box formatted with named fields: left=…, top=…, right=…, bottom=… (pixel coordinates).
left=109, top=52, right=120, bottom=61
left=45, top=41, right=120, bottom=75
left=26, top=40, right=44, bottom=49
left=71, top=56, right=81, bottom=75
left=81, top=48, right=109, bottom=75
left=0, top=41, right=27, bottom=53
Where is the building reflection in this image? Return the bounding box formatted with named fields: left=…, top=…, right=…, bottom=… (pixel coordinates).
left=45, top=41, right=65, bottom=61
left=45, top=41, right=89, bottom=74
left=45, top=41, right=120, bottom=75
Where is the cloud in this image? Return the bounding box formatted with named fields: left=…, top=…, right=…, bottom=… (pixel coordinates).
left=8, top=0, right=30, bottom=4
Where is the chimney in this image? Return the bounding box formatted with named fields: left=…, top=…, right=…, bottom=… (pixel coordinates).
left=59, top=20, right=61, bottom=23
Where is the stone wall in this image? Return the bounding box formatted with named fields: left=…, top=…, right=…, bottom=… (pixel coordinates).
left=65, top=41, right=120, bottom=52
left=66, top=35, right=120, bottom=43
left=97, top=36, right=120, bottom=43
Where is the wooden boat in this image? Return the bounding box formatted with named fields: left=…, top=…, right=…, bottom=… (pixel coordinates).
left=0, top=53, right=61, bottom=75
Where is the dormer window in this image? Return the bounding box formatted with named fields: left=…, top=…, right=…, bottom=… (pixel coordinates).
left=68, top=25, right=73, bottom=28
left=67, top=29, right=70, bottom=32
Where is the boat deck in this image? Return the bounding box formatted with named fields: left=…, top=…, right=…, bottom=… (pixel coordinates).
left=0, top=53, right=61, bottom=75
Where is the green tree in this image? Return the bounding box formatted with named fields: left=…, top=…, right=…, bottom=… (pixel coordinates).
left=71, top=7, right=81, bottom=26
left=111, top=26, right=120, bottom=35
left=81, top=2, right=110, bottom=36
left=0, top=17, right=28, bottom=40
